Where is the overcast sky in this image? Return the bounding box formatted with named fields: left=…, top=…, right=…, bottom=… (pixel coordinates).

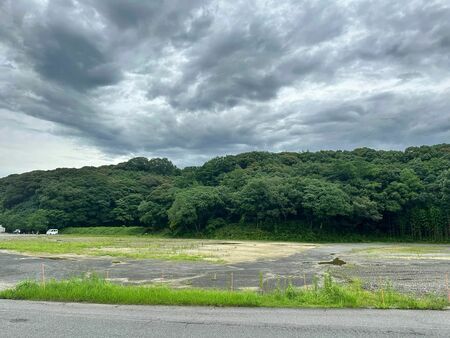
left=1, top=0, right=449, bottom=177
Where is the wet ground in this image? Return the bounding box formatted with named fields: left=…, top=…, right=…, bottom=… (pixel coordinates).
left=1, top=242, right=449, bottom=295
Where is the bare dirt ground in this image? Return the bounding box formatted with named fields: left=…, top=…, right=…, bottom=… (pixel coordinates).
left=185, top=241, right=316, bottom=263
left=0, top=235, right=448, bottom=296
left=0, top=234, right=315, bottom=263
left=328, top=244, right=450, bottom=296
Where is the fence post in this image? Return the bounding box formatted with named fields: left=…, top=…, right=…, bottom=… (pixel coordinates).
left=41, top=263, right=45, bottom=288
left=446, top=273, right=449, bottom=302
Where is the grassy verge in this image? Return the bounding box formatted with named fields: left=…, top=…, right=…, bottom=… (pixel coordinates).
left=59, top=225, right=450, bottom=244
left=351, top=245, right=450, bottom=255
left=61, top=227, right=149, bottom=236
left=0, top=275, right=447, bottom=309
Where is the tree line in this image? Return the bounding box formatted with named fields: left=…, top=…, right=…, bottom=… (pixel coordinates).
left=0, top=145, right=449, bottom=241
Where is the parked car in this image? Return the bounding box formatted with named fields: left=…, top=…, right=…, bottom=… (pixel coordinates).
left=13, top=229, right=21, bottom=234
left=46, top=229, right=59, bottom=235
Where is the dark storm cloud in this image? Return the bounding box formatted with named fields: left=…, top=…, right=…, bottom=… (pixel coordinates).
left=28, top=26, right=122, bottom=90
left=85, top=0, right=210, bottom=36
left=0, top=0, right=449, bottom=169
left=164, top=1, right=348, bottom=111
left=0, top=0, right=123, bottom=91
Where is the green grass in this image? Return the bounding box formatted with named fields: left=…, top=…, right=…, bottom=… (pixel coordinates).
left=0, top=275, right=447, bottom=309
left=0, top=236, right=209, bottom=261
left=61, top=227, right=148, bottom=236
left=351, top=245, right=450, bottom=256
left=55, top=225, right=450, bottom=244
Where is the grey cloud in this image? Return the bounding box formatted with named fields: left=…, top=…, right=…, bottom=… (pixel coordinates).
left=0, top=0, right=449, bottom=172
left=0, top=78, right=120, bottom=147
left=27, top=26, right=122, bottom=90
left=161, top=1, right=348, bottom=111
left=83, top=0, right=212, bottom=49
left=302, top=106, right=367, bottom=125
left=353, top=1, right=450, bottom=67
left=85, top=0, right=208, bottom=32
left=1, top=0, right=122, bottom=91
left=285, top=91, right=450, bottom=151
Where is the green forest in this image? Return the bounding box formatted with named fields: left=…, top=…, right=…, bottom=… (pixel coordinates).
left=0, top=144, right=449, bottom=241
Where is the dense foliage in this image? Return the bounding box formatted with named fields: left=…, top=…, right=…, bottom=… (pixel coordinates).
left=1, top=145, right=449, bottom=241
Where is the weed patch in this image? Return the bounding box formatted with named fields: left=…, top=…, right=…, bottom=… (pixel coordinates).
left=0, top=275, right=447, bottom=310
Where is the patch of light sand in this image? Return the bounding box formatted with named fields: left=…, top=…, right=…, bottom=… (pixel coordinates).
left=185, top=241, right=316, bottom=264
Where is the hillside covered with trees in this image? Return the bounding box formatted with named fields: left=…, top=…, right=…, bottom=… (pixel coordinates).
left=0, top=144, right=449, bottom=241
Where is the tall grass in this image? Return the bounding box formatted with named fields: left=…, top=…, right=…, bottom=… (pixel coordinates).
left=59, top=225, right=450, bottom=243
left=61, top=227, right=148, bottom=236
left=1, top=275, right=447, bottom=309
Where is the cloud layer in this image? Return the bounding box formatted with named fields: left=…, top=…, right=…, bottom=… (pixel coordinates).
left=1, top=0, right=449, bottom=175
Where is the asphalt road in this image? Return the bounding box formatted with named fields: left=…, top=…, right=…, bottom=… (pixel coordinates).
left=1, top=300, right=449, bottom=337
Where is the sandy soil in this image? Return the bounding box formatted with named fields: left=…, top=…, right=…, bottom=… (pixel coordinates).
left=184, top=241, right=316, bottom=263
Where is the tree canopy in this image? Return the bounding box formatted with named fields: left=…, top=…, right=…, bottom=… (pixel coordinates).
left=0, top=145, right=449, bottom=241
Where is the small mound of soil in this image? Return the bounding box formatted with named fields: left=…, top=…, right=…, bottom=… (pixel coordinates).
left=318, top=257, right=346, bottom=266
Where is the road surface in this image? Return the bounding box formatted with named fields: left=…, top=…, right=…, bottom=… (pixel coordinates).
left=0, top=300, right=449, bottom=337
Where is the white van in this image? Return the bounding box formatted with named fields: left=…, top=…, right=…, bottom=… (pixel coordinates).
left=46, top=229, right=59, bottom=235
